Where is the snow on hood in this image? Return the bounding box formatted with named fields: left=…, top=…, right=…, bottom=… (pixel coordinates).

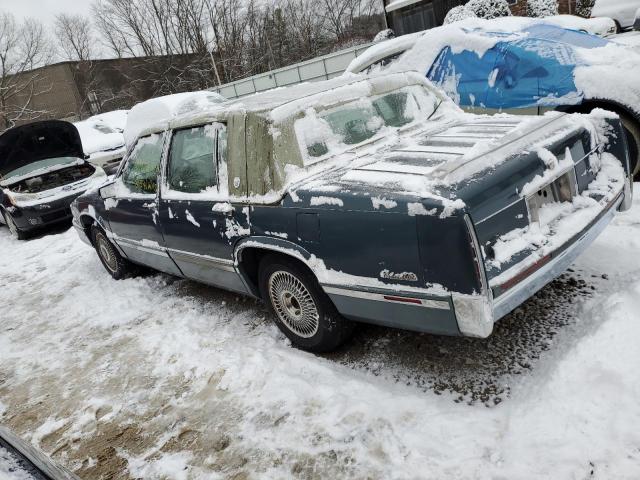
left=0, top=120, right=85, bottom=178
left=124, top=91, right=226, bottom=147
left=74, top=110, right=128, bottom=155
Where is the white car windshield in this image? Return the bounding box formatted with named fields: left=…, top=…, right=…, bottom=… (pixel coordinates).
left=294, top=85, right=439, bottom=165
left=2, top=156, right=80, bottom=181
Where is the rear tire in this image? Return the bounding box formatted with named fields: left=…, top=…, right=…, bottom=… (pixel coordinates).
left=259, top=255, right=354, bottom=352
left=619, top=112, right=640, bottom=180
left=91, top=226, right=132, bottom=280
left=2, top=210, right=28, bottom=240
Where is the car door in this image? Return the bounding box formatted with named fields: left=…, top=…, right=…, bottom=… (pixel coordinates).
left=103, top=132, right=182, bottom=276
left=158, top=122, right=250, bottom=294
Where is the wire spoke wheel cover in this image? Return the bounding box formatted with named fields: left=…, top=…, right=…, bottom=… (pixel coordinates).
left=96, top=233, right=117, bottom=273
left=268, top=270, right=320, bottom=338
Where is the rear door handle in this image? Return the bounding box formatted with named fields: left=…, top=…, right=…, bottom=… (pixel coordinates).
left=212, top=202, right=234, bottom=216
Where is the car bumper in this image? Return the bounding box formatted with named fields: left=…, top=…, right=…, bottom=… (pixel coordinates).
left=492, top=191, right=623, bottom=321
left=324, top=189, right=625, bottom=339
left=6, top=193, right=83, bottom=231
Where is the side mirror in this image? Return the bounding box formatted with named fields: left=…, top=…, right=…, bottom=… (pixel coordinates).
left=99, top=182, right=116, bottom=199
left=634, top=8, right=640, bottom=31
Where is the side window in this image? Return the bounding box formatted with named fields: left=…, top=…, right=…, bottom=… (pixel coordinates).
left=121, top=133, right=164, bottom=194
left=217, top=124, right=227, bottom=167
left=168, top=125, right=217, bottom=193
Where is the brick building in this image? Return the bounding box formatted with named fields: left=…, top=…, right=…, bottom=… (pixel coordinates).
left=5, top=53, right=213, bottom=127
left=384, top=0, right=579, bottom=35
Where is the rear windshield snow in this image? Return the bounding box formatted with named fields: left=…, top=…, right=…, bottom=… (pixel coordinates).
left=295, top=86, right=438, bottom=165
left=2, top=156, right=80, bottom=181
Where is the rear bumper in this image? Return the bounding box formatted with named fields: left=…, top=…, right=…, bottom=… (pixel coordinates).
left=492, top=191, right=623, bottom=320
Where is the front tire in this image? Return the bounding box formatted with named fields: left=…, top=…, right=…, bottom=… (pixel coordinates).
left=619, top=112, right=640, bottom=179
left=259, top=255, right=354, bottom=352
left=2, top=210, right=28, bottom=240
left=91, top=226, right=132, bottom=280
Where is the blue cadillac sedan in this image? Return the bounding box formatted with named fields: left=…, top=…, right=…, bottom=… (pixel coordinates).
left=347, top=20, right=640, bottom=177
left=72, top=72, right=632, bottom=352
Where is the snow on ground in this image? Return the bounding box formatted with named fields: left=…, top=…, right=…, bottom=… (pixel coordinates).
left=1, top=196, right=640, bottom=479
left=0, top=447, right=32, bottom=480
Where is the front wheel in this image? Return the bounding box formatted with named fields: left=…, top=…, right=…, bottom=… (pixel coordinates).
left=259, top=255, right=354, bottom=352
left=91, top=226, right=132, bottom=280
left=2, top=210, right=28, bottom=240
left=619, top=112, right=640, bottom=179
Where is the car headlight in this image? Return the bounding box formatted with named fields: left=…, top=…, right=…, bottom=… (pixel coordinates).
left=3, top=189, right=36, bottom=206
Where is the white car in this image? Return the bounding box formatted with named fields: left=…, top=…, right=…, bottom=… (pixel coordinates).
left=592, top=0, right=640, bottom=31
left=74, top=110, right=128, bottom=174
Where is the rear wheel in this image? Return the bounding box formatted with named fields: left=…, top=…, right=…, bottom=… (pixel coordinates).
left=259, top=255, right=354, bottom=352
left=619, top=113, right=640, bottom=179
left=2, top=210, right=28, bottom=240
left=91, top=226, right=132, bottom=279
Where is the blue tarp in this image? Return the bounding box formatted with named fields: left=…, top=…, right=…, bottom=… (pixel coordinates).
left=427, top=24, right=609, bottom=109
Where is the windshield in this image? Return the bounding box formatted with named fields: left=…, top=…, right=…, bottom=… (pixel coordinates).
left=2, top=156, right=80, bottom=181
left=294, top=85, right=439, bottom=165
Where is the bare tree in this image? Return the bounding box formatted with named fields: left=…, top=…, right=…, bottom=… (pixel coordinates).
left=0, top=12, right=54, bottom=130
left=54, top=13, right=94, bottom=61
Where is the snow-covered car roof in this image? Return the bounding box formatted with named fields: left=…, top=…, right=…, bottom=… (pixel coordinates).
left=346, top=16, right=617, bottom=74
left=125, top=72, right=431, bottom=145
left=124, top=91, right=226, bottom=147
left=75, top=110, right=128, bottom=155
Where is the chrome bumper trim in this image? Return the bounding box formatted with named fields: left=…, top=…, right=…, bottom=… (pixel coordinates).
left=493, top=193, right=622, bottom=320
left=323, top=285, right=450, bottom=310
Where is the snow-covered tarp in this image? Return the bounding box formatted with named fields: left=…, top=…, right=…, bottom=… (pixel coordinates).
left=347, top=18, right=640, bottom=116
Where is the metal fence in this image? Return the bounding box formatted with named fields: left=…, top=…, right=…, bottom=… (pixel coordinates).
left=210, top=42, right=375, bottom=99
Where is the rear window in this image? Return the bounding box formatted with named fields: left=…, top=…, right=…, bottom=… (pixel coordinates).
left=294, top=86, right=438, bottom=165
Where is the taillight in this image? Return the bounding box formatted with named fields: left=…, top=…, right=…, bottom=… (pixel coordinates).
left=463, top=214, right=490, bottom=299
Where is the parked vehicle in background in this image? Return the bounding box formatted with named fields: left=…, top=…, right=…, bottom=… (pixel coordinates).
left=346, top=19, right=640, bottom=177
left=592, top=0, right=640, bottom=31
left=0, top=120, right=106, bottom=239
left=73, top=72, right=631, bottom=352
left=75, top=110, right=128, bottom=175
left=541, top=14, right=617, bottom=36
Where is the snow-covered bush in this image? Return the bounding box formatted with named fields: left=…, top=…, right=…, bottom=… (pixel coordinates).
left=466, top=0, right=512, bottom=20
left=527, top=0, right=559, bottom=17
left=444, top=5, right=478, bottom=24
left=373, top=29, right=395, bottom=43
left=576, top=0, right=595, bottom=18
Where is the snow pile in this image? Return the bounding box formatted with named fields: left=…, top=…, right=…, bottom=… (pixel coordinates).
left=443, top=5, right=478, bottom=25
left=466, top=0, right=512, bottom=19
left=372, top=28, right=395, bottom=43
left=74, top=110, right=128, bottom=155
left=575, top=0, right=595, bottom=18
left=527, top=0, right=559, bottom=18
left=2, top=196, right=640, bottom=477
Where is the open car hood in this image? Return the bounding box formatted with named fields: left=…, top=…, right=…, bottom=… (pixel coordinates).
left=0, top=120, right=85, bottom=178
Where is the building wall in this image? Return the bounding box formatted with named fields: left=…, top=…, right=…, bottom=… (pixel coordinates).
left=7, top=63, right=83, bottom=127
left=384, top=0, right=581, bottom=35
